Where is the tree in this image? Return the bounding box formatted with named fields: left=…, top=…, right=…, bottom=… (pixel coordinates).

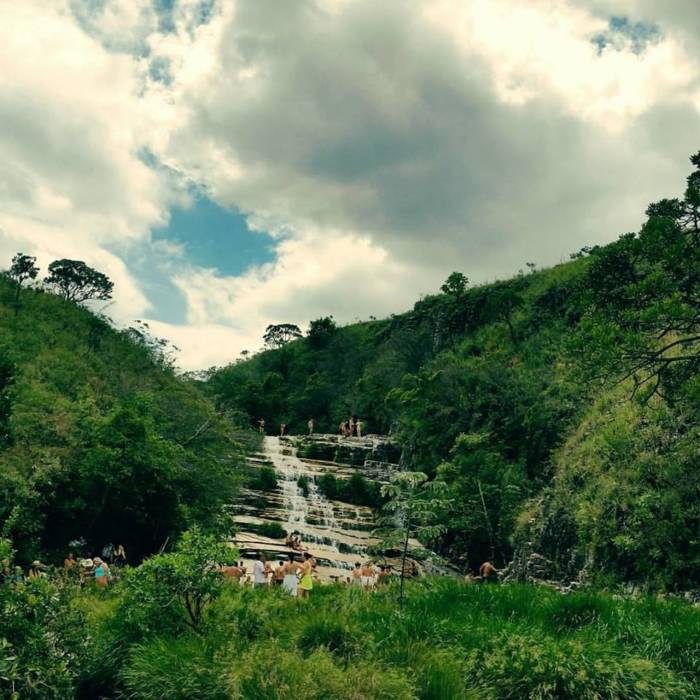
left=440, top=271, right=469, bottom=298
left=484, top=281, right=524, bottom=347
left=263, top=323, right=302, bottom=349
left=574, top=151, right=700, bottom=401
left=374, top=471, right=449, bottom=606
left=44, top=259, right=113, bottom=303
left=119, top=527, right=233, bottom=635
left=8, top=253, right=39, bottom=315
left=307, top=316, right=337, bottom=349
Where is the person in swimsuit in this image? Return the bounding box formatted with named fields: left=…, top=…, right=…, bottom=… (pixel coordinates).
left=113, top=543, right=127, bottom=568
left=282, top=553, right=300, bottom=596
left=258, top=418, right=266, bottom=434
left=280, top=423, right=286, bottom=436
left=93, top=558, right=109, bottom=588
left=307, top=418, right=315, bottom=435
left=356, top=418, right=363, bottom=438
left=298, top=552, right=314, bottom=599
left=273, top=560, right=285, bottom=586
left=360, top=562, right=376, bottom=591
left=351, top=562, right=363, bottom=587
left=479, top=561, right=499, bottom=582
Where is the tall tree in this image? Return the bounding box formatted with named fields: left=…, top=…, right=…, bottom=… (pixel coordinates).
left=44, top=259, right=113, bottom=303
left=575, top=150, right=700, bottom=400
left=375, top=471, right=449, bottom=606
left=263, top=323, right=302, bottom=349
left=8, top=253, right=39, bottom=315
left=440, top=271, right=469, bottom=298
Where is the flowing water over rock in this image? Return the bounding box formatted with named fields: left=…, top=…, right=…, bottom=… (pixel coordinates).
left=232, top=434, right=399, bottom=581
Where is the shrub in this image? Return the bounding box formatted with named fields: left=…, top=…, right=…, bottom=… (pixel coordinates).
left=251, top=467, right=278, bottom=492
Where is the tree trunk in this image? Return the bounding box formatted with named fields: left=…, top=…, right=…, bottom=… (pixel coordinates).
left=399, top=514, right=411, bottom=609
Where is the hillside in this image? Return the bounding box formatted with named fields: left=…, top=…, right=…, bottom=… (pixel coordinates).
left=209, top=153, right=700, bottom=589
left=0, top=274, right=243, bottom=563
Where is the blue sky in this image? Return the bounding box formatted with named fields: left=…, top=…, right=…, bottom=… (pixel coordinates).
left=153, top=196, right=275, bottom=277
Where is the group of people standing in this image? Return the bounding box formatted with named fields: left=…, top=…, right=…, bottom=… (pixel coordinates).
left=339, top=415, right=363, bottom=438
left=256, top=416, right=365, bottom=437
left=350, top=561, right=391, bottom=590
left=221, top=551, right=317, bottom=598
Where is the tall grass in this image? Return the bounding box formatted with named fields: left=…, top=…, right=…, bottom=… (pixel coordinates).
left=83, top=579, right=700, bottom=699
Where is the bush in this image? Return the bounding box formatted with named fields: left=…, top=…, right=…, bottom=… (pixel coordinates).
left=250, top=521, right=286, bottom=540
left=251, top=467, right=278, bottom=492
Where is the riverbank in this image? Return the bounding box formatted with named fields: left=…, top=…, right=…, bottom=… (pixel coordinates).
left=54, top=578, right=700, bottom=699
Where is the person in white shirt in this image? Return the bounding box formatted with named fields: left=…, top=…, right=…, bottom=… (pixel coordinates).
left=253, top=553, right=271, bottom=588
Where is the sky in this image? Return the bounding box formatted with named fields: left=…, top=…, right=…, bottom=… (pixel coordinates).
left=1, top=0, right=699, bottom=370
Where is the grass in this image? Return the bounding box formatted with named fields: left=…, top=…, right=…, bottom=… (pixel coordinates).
left=81, top=578, right=700, bottom=699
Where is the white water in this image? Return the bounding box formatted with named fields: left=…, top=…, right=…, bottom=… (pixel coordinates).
left=264, top=436, right=343, bottom=552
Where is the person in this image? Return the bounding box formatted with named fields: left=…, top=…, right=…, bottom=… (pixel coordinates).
left=307, top=418, right=315, bottom=435
left=282, top=553, right=300, bottom=596
left=113, top=543, right=127, bottom=568
left=351, top=562, right=363, bottom=587
left=273, top=560, right=285, bottom=586
left=220, top=562, right=244, bottom=582
left=377, top=565, right=391, bottom=586
left=253, top=553, right=271, bottom=588
left=280, top=423, right=286, bottom=436
left=258, top=418, right=266, bottom=434
left=12, top=565, right=25, bottom=585
left=338, top=420, right=346, bottom=437
left=101, top=542, right=115, bottom=564
left=479, top=561, right=499, bottom=582
left=93, top=557, right=109, bottom=587
left=298, top=552, right=315, bottom=599
left=79, top=558, right=94, bottom=586
left=347, top=417, right=355, bottom=437
left=1, top=558, right=11, bottom=585
left=356, top=418, right=363, bottom=438
left=28, top=560, right=47, bottom=579
left=63, top=552, right=76, bottom=570
left=360, top=562, right=376, bottom=591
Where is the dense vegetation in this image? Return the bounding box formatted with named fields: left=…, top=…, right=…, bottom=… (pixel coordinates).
left=208, top=152, right=700, bottom=588
left=2, top=529, right=699, bottom=700
left=0, top=268, right=242, bottom=564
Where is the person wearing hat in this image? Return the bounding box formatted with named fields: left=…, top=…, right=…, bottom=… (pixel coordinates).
left=28, top=560, right=47, bottom=579
left=79, top=558, right=94, bottom=586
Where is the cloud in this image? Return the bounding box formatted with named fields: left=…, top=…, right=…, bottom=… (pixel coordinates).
left=0, top=0, right=179, bottom=319
left=3, top=0, right=700, bottom=369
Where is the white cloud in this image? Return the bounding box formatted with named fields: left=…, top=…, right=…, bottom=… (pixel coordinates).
left=3, top=0, right=700, bottom=369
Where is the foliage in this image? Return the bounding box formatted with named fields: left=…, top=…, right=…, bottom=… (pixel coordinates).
left=120, top=527, right=234, bottom=635
left=263, top=323, right=302, bottom=349
left=375, top=471, right=449, bottom=605
left=43, top=259, right=113, bottom=303
left=307, top=316, right=337, bottom=349
left=85, top=578, right=700, bottom=699
left=440, top=271, right=469, bottom=297
left=0, top=269, right=243, bottom=565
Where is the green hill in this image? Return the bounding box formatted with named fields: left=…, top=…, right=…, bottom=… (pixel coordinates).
left=0, top=275, right=242, bottom=564
left=208, top=152, right=700, bottom=589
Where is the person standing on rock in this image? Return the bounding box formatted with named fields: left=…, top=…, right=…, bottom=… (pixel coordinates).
left=280, top=423, right=286, bottom=436
left=348, top=416, right=355, bottom=437
left=258, top=418, right=265, bottom=434
left=356, top=418, right=363, bottom=438
left=307, top=418, right=315, bottom=435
